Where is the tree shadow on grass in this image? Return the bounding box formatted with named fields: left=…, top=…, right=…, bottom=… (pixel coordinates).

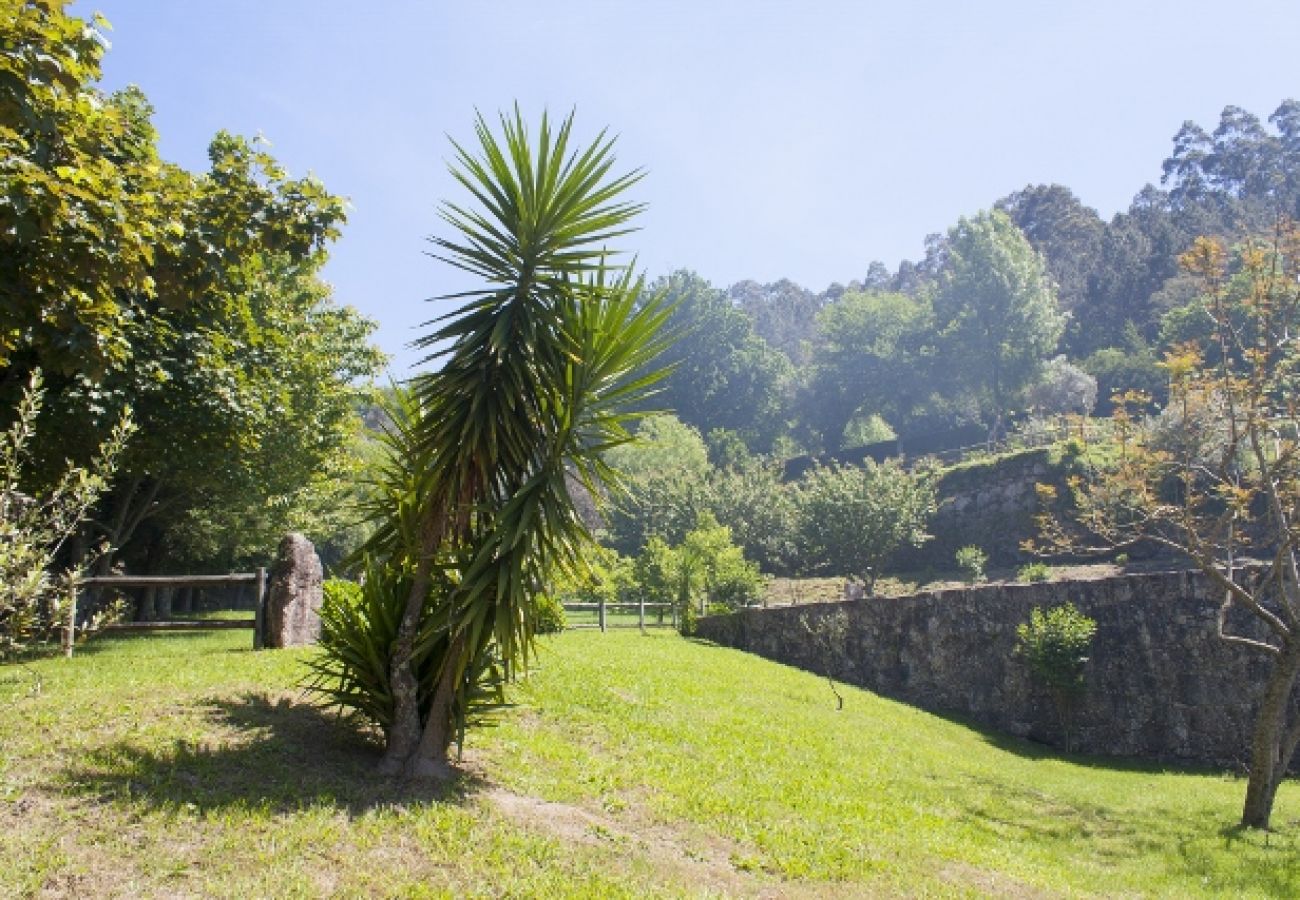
left=63, top=692, right=485, bottom=816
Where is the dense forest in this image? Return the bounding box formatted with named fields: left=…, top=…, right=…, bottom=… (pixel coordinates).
left=646, top=99, right=1300, bottom=458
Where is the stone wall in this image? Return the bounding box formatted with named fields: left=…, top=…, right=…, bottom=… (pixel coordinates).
left=697, top=569, right=1278, bottom=768
left=895, top=447, right=1059, bottom=569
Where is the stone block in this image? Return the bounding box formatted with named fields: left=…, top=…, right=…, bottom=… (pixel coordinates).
left=264, top=532, right=323, bottom=648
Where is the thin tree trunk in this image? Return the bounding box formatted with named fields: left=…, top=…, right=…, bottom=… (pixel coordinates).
left=378, top=552, right=436, bottom=775
left=407, top=631, right=468, bottom=778
left=1241, top=642, right=1300, bottom=829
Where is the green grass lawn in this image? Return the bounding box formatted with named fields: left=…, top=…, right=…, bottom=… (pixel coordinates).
left=2, top=629, right=1297, bottom=897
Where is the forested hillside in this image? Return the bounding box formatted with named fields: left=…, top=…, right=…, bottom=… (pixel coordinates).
left=649, top=100, right=1300, bottom=456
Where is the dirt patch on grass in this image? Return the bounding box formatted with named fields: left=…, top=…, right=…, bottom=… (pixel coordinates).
left=482, top=784, right=800, bottom=897
left=937, top=861, right=1057, bottom=898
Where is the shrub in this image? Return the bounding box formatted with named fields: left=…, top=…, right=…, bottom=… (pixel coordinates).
left=793, top=460, right=936, bottom=594
left=955, top=546, right=987, bottom=583
left=1018, top=562, right=1052, bottom=583
left=1, top=371, right=132, bottom=660
left=1015, top=602, right=1097, bottom=751
left=533, top=593, right=567, bottom=635
left=678, top=596, right=698, bottom=636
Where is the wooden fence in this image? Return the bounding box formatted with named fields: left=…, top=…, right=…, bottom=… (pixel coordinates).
left=562, top=597, right=676, bottom=632
left=77, top=569, right=267, bottom=655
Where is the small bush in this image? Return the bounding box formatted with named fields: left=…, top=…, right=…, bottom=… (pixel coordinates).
left=678, top=597, right=698, bottom=637
left=1016, top=602, right=1097, bottom=751
left=533, top=593, right=567, bottom=634
left=1, top=371, right=132, bottom=659
left=1061, top=436, right=1087, bottom=459
left=1018, top=562, right=1052, bottom=583
left=955, top=546, right=987, bottom=583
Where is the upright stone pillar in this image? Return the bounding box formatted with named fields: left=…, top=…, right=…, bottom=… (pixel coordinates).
left=264, top=533, right=324, bottom=648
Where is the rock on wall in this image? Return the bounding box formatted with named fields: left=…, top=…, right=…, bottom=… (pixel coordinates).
left=697, top=569, right=1277, bottom=768
left=264, top=532, right=324, bottom=648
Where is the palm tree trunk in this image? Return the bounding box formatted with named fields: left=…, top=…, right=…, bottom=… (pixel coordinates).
left=1241, top=642, right=1300, bottom=829
left=406, top=631, right=468, bottom=778
left=378, top=548, right=436, bottom=775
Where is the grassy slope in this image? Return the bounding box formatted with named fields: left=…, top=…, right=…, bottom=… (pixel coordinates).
left=1, top=630, right=1297, bottom=898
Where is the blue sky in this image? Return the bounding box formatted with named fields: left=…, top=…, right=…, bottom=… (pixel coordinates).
left=84, top=0, right=1300, bottom=375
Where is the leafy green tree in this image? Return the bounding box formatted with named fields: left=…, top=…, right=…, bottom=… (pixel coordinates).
left=0, top=1, right=379, bottom=573
left=995, top=184, right=1105, bottom=354
left=678, top=512, right=765, bottom=610
left=603, top=414, right=712, bottom=555
left=652, top=271, right=793, bottom=451
left=628, top=513, right=763, bottom=626
left=793, top=461, right=936, bottom=594
left=933, top=209, right=1065, bottom=424
left=705, top=456, right=797, bottom=574
left=631, top=535, right=679, bottom=618
left=1, top=1, right=166, bottom=380
left=1016, top=603, right=1097, bottom=751
left=1082, top=328, right=1168, bottom=414
left=803, top=290, right=934, bottom=450
left=337, top=110, right=670, bottom=778
left=726, top=278, right=825, bottom=367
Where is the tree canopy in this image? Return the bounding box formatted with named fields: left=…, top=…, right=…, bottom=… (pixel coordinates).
left=0, top=0, right=384, bottom=573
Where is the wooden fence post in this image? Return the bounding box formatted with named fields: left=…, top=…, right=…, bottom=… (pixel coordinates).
left=64, top=582, right=77, bottom=659
left=638, top=595, right=645, bottom=635
left=598, top=595, right=606, bottom=633
left=253, top=566, right=267, bottom=650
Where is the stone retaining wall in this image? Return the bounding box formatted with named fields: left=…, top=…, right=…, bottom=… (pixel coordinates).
left=696, top=569, right=1278, bottom=768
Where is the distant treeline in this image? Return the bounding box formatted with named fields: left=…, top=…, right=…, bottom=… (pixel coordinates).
left=642, top=100, right=1300, bottom=458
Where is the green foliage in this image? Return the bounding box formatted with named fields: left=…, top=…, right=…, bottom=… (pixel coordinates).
left=550, top=544, right=632, bottom=610
left=704, top=456, right=798, bottom=574
left=794, top=461, right=936, bottom=592
left=1018, top=562, right=1052, bottom=583
left=603, top=414, right=712, bottom=555
left=933, top=209, right=1066, bottom=420
left=804, top=290, right=933, bottom=450
left=532, top=593, right=567, bottom=635
left=632, top=536, right=679, bottom=611
left=0, top=372, right=131, bottom=658
left=677, top=594, right=698, bottom=636
left=307, top=563, right=424, bottom=733
left=0, top=1, right=384, bottom=573
left=955, top=545, right=988, bottom=584
left=650, top=270, right=794, bottom=452
left=628, top=513, right=764, bottom=631
left=679, top=512, right=766, bottom=609
left=1016, top=603, right=1097, bottom=700
left=322, top=578, right=362, bottom=609
left=337, top=109, right=672, bottom=773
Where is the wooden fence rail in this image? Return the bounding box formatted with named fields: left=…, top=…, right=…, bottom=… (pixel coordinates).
left=561, top=598, right=676, bottom=633
left=76, top=568, right=267, bottom=655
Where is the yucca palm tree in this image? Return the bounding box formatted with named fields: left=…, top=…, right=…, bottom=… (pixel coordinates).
left=360, top=109, right=670, bottom=777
